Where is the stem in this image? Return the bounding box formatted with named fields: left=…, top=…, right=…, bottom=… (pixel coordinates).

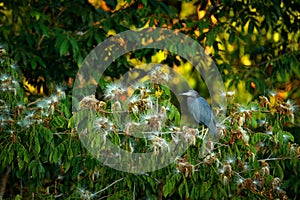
left=94, top=178, right=124, bottom=196
left=0, top=167, right=11, bottom=200
left=258, top=156, right=300, bottom=162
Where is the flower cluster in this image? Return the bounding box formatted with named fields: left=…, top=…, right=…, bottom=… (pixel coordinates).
left=175, top=155, right=195, bottom=177
left=72, top=66, right=297, bottom=199
left=148, top=135, right=170, bottom=155
left=128, top=94, right=153, bottom=115
left=77, top=188, right=96, bottom=200
left=0, top=73, right=19, bottom=95
left=104, top=83, right=127, bottom=100
left=149, top=65, right=171, bottom=85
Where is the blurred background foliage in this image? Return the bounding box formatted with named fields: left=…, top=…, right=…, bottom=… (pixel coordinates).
left=0, top=0, right=299, bottom=126
left=0, top=0, right=300, bottom=199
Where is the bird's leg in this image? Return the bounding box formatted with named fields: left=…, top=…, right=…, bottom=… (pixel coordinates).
left=199, top=125, right=205, bottom=139
left=200, top=125, right=209, bottom=139
left=202, top=126, right=209, bottom=139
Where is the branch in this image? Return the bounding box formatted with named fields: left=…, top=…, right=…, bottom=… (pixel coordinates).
left=94, top=178, right=124, bottom=196
left=258, top=156, right=300, bottom=162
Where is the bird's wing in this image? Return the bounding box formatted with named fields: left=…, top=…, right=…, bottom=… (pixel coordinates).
left=191, top=97, right=217, bottom=133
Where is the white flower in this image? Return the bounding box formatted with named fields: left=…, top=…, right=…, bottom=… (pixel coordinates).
left=226, top=91, right=235, bottom=97
left=225, top=156, right=235, bottom=164
left=236, top=177, right=244, bottom=185
left=149, top=65, right=171, bottom=84
left=55, top=84, right=66, bottom=99
left=0, top=74, right=9, bottom=81
left=269, top=90, right=277, bottom=97
left=104, top=83, right=126, bottom=100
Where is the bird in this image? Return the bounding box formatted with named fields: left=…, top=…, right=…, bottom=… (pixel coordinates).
left=179, top=90, right=217, bottom=135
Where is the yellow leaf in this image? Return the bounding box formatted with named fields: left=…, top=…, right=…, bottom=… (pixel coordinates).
left=88, top=0, right=103, bottom=8
left=180, top=0, right=197, bottom=19
left=126, top=54, right=146, bottom=66
left=106, top=29, right=116, bottom=36
left=151, top=50, right=167, bottom=63
left=198, top=10, right=206, bottom=20
left=211, top=15, right=218, bottom=24
left=241, top=54, right=252, bottom=66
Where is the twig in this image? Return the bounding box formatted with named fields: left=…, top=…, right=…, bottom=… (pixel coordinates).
left=53, top=132, right=75, bottom=135
left=99, top=194, right=112, bottom=200
left=94, top=178, right=124, bottom=196
left=54, top=193, right=63, bottom=198
left=0, top=167, right=11, bottom=200
left=258, top=156, right=300, bottom=162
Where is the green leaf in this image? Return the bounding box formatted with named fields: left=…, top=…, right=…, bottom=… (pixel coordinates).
left=31, top=59, right=37, bottom=70
left=248, top=19, right=255, bottom=34
left=251, top=116, right=257, bottom=128
left=30, top=10, right=41, bottom=20
left=67, top=147, right=73, bottom=160
left=198, top=21, right=210, bottom=33
left=14, top=194, right=22, bottom=200
left=70, top=37, right=79, bottom=56
left=23, top=150, right=30, bottom=163
left=275, top=162, right=284, bottom=179
left=251, top=133, right=269, bottom=145
left=51, top=115, right=66, bottom=128
left=229, top=32, right=235, bottom=44
left=52, top=148, right=60, bottom=163
left=40, top=23, right=49, bottom=37
left=59, top=40, right=69, bottom=56
left=64, top=161, right=71, bottom=172
left=175, top=110, right=180, bottom=126
left=38, top=161, right=45, bottom=177
left=185, top=181, right=189, bottom=198
left=77, top=53, right=84, bottom=67
left=163, top=178, right=175, bottom=197
left=36, top=56, right=46, bottom=68
left=18, top=158, right=24, bottom=169
left=55, top=33, right=65, bottom=48
left=206, top=30, right=217, bottom=46
left=142, top=0, right=147, bottom=6
left=68, top=115, right=75, bottom=129
left=28, top=160, right=38, bottom=178
left=149, top=17, right=155, bottom=27
left=34, top=136, right=41, bottom=154
left=178, top=181, right=185, bottom=198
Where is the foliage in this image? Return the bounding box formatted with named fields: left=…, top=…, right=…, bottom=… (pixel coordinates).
left=1, top=51, right=299, bottom=199
left=0, top=0, right=299, bottom=199
left=1, top=0, right=299, bottom=95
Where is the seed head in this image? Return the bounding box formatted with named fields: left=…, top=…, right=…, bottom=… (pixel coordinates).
left=78, top=95, right=99, bottom=110
left=55, top=84, right=66, bottom=99
left=149, top=65, right=170, bottom=84
left=236, top=177, right=244, bottom=185
left=143, top=114, right=161, bottom=132
left=225, top=156, right=235, bottom=164
left=226, top=91, right=235, bottom=97
left=148, top=135, right=170, bottom=155
left=93, top=117, right=114, bottom=132
left=182, top=126, right=198, bottom=146
left=111, top=101, right=122, bottom=112
left=105, top=83, right=126, bottom=100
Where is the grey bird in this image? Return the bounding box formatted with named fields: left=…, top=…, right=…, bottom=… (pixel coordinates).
left=179, top=90, right=217, bottom=134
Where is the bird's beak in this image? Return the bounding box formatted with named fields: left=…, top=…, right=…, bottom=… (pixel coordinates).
left=178, top=91, right=190, bottom=96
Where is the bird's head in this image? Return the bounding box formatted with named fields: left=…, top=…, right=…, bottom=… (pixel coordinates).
left=179, top=90, right=200, bottom=98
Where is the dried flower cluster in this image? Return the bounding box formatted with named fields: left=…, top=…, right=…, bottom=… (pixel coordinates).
left=149, top=65, right=171, bottom=84
left=196, top=92, right=298, bottom=199
left=175, top=155, right=195, bottom=177
left=104, top=83, right=127, bottom=100
left=75, top=74, right=298, bottom=199
left=0, top=56, right=67, bottom=135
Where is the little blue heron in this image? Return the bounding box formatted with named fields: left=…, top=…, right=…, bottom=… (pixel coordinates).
left=179, top=90, right=217, bottom=135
